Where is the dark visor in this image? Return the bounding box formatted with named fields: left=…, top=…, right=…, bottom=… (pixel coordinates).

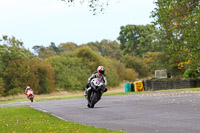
left=99, top=70, right=104, bottom=74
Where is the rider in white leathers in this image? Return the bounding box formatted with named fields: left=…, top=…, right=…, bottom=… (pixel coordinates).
left=84, top=66, right=107, bottom=97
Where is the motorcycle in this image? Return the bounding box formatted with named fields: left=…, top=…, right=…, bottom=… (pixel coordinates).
left=26, top=90, right=34, bottom=102
left=86, top=78, right=105, bottom=108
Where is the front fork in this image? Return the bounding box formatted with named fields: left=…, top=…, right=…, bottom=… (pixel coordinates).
left=85, top=88, right=103, bottom=104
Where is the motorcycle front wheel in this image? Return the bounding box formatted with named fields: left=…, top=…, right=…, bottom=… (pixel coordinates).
left=30, top=98, right=33, bottom=102
left=90, top=91, right=100, bottom=108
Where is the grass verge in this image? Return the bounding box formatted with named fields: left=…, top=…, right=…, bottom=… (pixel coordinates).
left=0, top=91, right=85, bottom=104
left=1, top=88, right=200, bottom=104
left=0, top=106, right=123, bottom=133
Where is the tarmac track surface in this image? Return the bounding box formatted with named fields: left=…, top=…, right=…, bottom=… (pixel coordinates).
left=1, top=91, right=200, bottom=133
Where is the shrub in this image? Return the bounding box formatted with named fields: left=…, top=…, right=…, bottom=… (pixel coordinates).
left=124, top=68, right=138, bottom=82
left=183, top=68, right=199, bottom=79
left=48, top=47, right=122, bottom=90
left=106, top=69, right=121, bottom=87
left=71, top=47, right=121, bottom=87
left=37, top=61, right=55, bottom=94
left=47, top=56, right=90, bottom=91
left=7, top=88, right=24, bottom=96
left=70, top=46, right=106, bottom=72
left=4, top=59, right=55, bottom=95
left=122, top=55, right=151, bottom=78
left=0, top=78, right=5, bottom=97
left=105, top=57, right=126, bottom=81
left=143, top=52, right=163, bottom=74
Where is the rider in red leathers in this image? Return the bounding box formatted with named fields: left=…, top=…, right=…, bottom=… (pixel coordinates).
left=25, top=86, right=32, bottom=94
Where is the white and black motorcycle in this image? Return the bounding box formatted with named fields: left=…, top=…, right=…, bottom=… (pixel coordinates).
left=85, top=78, right=105, bottom=108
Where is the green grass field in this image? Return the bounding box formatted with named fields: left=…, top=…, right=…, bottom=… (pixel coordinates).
left=0, top=106, right=123, bottom=133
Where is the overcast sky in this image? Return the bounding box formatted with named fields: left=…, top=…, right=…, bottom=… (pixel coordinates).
left=0, top=0, right=156, bottom=50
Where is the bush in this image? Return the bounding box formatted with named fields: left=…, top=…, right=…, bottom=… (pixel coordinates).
left=124, top=68, right=138, bottom=82
left=47, top=56, right=91, bottom=91
left=71, top=47, right=121, bottom=87
left=0, top=78, right=5, bottom=96
left=37, top=61, right=55, bottom=94
left=143, top=52, right=163, bottom=74
left=183, top=68, right=199, bottom=79
left=48, top=47, right=122, bottom=90
left=70, top=46, right=106, bottom=72
left=105, top=57, right=126, bottom=81
left=3, top=59, right=55, bottom=95
left=106, top=69, right=121, bottom=87
left=122, top=55, right=151, bottom=78
left=7, top=88, right=24, bottom=96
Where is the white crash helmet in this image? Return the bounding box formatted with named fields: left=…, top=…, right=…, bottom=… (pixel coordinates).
left=97, top=66, right=105, bottom=76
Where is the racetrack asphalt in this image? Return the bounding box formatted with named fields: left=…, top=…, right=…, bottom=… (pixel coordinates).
left=1, top=91, right=200, bottom=133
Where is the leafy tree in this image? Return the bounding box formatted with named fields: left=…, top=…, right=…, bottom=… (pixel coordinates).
left=71, top=46, right=121, bottom=87
left=47, top=55, right=90, bottom=90
left=47, top=46, right=121, bottom=90
left=151, top=0, right=200, bottom=77
left=60, top=0, right=109, bottom=15
left=0, top=78, right=5, bottom=96
left=4, top=59, right=55, bottom=95
left=50, top=42, right=60, bottom=54
left=0, top=35, right=34, bottom=95
left=0, top=35, right=33, bottom=68
left=117, top=24, right=160, bottom=57
left=86, top=39, right=122, bottom=60
left=105, top=57, right=125, bottom=81
left=106, top=69, right=120, bottom=87
left=70, top=46, right=106, bottom=72
left=0, top=35, right=55, bottom=95
left=122, top=55, right=151, bottom=78
left=37, top=60, right=55, bottom=93
left=58, top=42, right=77, bottom=54
left=124, top=68, right=138, bottom=82
left=183, top=68, right=200, bottom=79
left=143, top=52, right=163, bottom=74
left=33, top=45, right=57, bottom=59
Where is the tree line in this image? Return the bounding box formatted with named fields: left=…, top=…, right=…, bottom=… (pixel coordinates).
left=1, top=0, right=200, bottom=96
left=0, top=27, right=158, bottom=97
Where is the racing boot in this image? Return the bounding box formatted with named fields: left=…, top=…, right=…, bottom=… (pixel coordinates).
left=84, top=87, right=91, bottom=98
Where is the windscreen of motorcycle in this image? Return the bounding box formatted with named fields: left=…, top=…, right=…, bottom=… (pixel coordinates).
left=91, top=78, right=102, bottom=86
left=27, top=90, right=33, bottom=95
